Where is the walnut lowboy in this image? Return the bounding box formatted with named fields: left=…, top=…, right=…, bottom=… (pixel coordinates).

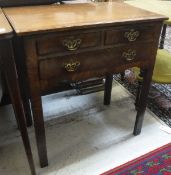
left=3, top=2, right=167, bottom=168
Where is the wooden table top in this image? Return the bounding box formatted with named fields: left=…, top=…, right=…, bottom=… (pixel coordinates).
left=3, top=2, right=167, bottom=36
left=126, top=0, right=171, bottom=25
left=0, top=9, right=13, bottom=39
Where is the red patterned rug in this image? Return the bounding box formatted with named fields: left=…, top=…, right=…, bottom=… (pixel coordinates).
left=101, top=143, right=171, bottom=175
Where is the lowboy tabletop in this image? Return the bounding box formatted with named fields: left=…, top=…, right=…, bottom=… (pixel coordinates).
left=3, top=2, right=167, bottom=35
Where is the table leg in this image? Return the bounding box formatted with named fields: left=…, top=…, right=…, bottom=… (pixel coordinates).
left=104, top=73, right=113, bottom=105
left=134, top=69, right=144, bottom=111
left=24, top=39, right=48, bottom=168
left=0, top=40, right=36, bottom=175
left=159, top=24, right=167, bottom=49
left=20, top=88, right=33, bottom=127
left=133, top=68, right=153, bottom=136
left=29, top=95, right=48, bottom=167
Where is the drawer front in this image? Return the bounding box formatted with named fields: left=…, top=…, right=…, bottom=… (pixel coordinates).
left=39, top=43, right=152, bottom=82
left=105, top=25, right=156, bottom=45
left=36, top=31, right=102, bottom=55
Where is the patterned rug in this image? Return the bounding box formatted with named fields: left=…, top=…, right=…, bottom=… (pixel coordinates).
left=101, top=143, right=171, bottom=175
left=114, top=71, right=171, bottom=128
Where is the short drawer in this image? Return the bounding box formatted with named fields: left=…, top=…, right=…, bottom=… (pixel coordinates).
left=105, top=25, right=156, bottom=45
left=39, top=43, right=153, bottom=82
left=36, top=31, right=102, bottom=55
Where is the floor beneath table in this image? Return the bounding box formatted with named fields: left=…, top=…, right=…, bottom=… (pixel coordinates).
left=0, top=81, right=171, bottom=175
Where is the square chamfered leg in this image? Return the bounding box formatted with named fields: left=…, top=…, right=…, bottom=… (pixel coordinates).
left=133, top=67, right=153, bottom=136
left=104, top=73, right=113, bottom=105
left=24, top=38, right=48, bottom=168
left=13, top=37, right=33, bottom=127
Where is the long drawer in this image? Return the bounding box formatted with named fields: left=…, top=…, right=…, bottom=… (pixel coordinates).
left=39, top=43, right=153, bottom=82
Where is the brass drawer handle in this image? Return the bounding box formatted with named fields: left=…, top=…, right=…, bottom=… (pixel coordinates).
left=122, top=49, right=136, bottom=61
left=63, top=37, right=82, bottom=51
left=124, top=29, right=140, bottom=42
left=64, top=60, right=80, bottom=72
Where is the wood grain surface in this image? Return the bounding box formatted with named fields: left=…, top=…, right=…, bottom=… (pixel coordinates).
left=3, top=2, right=167, bottom=36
